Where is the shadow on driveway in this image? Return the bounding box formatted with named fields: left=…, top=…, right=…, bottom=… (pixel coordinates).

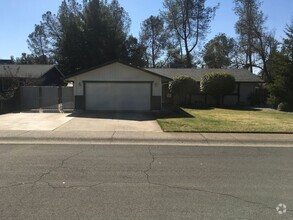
left=67, top=111, right=156, bottom=121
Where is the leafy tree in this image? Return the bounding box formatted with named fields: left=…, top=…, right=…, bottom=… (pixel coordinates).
left=109, top=0, right=131, bottom=35
left=267, top=20, right=293, bottom=110
left=58, top=0, right=88, bottom=73
left=283, top=18, right=293, bottom=62
left=14, top=53, right=50, bottom=64
left=106, top=0, right=131, bottom=61
left=169, top=76, right=199, bottom=106
left=203, top=33, right=236, bottom=68
left=234, top=0, right=276, bottom=82
left=121, top=35, right=147, bottom=67
left=0, top=77, right=19, bottom=113
left=200, top=72, right=236, bottom=105
left=15, top=53, right=35, bottom=64
left=234, top=0, right=265, bottom=73
left=28, top=0, right=132, bottom=74
left=162, top=0, right=218, bottom=67
left=140, top=15, right=168, bottom=67
left=27, top=24, right=51, bottom=64
left=253, top=31, right=277, bottom=81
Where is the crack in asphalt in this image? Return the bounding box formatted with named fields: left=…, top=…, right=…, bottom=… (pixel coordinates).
left=143, top=146, right=156, bottom=208
left=0, top=148, right=92, bottom=218
left=142, top=147, right=292, bottom=215
left=148, top=180, right=293, bottom=215
left=150, top=182, right=275, bottom=209
left=143, top=146, right=155, bottom=186
left=43, top=181, right=103, bottom=190
left=31, top=149, right=88, bottom=187
left=0, top=182, right=27, bottom=190
left=1, top=145, right=292, bottom=218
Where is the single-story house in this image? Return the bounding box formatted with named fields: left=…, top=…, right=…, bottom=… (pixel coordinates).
left=0, top=59, right=14, bottom=64
left=65, top=61, right=263, bottom=112
left=0, top=64, right=64, bottom=92
left=146, top=67, right=264, bottom=106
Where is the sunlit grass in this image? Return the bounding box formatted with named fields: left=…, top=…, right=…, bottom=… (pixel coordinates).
left=157, top=108, right=293, bottom=132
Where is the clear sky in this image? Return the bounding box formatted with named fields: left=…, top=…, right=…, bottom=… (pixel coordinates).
left=1, top=0, right=293, bottom=59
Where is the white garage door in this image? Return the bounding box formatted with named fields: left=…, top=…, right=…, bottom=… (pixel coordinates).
left=85, top=82, right=151, bottom=111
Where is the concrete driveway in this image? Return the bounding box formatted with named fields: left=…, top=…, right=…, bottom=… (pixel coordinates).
left=0, top=112, right=162, bottom=132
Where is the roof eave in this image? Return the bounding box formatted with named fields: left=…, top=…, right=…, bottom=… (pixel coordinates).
left=64, top=60, right=172, bottom=80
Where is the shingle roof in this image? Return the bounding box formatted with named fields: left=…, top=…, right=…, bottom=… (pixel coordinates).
left=145, top=68, right=264, bottom=83
left=0, top=65, right=55, bottom=78
left=0, top=59, right=13, bottom=64
left=64, top=60, right=170, bottom=80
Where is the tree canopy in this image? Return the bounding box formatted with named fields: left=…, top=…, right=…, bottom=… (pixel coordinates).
left=233, top=0, right=277, bottom=82
left=266, top=18, right=293, bottom=110
left=203, top=33, right=236, bottom=68
left=161, top=0, right=218, bottom=67
left=139, top=15, right=169, bottom=68
left=27, top=0, right=138, bottom=74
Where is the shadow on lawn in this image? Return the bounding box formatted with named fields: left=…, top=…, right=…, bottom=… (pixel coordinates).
left=155, top=106, right=264, bottom=120
left=185, top=105, right=263, bottom=112
left=215, top=106, right=263, bottom=111
left=155, top=107, right=195, bottom=119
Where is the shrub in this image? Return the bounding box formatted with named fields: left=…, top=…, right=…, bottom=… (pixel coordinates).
left=277, top=102, right=292, bottom=112
left=200, top=72, right=236, bottom=105
left=169, top=76, right=199, bottom=106
left=266, top=75, right=287, bottom=108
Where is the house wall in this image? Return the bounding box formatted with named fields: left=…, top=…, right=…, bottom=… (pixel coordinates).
left=239, top=83, right=258, bottom=104
left=42, top=68, right=64, bottom=86
left=223, top=95, right=238, bottom=105
left=70, top=63, right=162, bottom=96
left=68, top=62, right=162, bottom=110
left=188, top=83, right=258, bottom=106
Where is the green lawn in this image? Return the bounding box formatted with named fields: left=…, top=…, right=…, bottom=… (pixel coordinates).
left=157, top=108, right=293, bottom=133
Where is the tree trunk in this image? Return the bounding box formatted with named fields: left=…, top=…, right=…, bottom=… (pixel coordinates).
left=248, top=48, right=253, bottom=73
left=184, top=38, right=192, bottom=68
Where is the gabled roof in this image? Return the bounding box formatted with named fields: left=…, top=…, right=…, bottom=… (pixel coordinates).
left=145, top=68, right=264, bottom=83
left=64, top=60, right=170, bottom=80
left=64, top=60, right=263, bottom=83
left=0, top=65, right=59, bottom=78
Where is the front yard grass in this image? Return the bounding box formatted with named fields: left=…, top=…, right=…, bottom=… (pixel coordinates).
left=157, top=108, right=293, bottom=133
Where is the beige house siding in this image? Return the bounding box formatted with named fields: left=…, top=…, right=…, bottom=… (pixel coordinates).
left=69, top=62, right=162, bottom=97
left=67, top=62, right=162, bottom=111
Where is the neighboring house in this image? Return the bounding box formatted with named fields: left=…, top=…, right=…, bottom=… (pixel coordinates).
left=0, top=64, right=64, bottom=92
left=0, top=59, right=13, bottom=64
left=146, top=68, right=264, bottom=106
left=65, top=61, right=263, bottom=112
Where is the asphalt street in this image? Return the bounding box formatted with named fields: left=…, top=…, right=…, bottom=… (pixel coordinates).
left=0, top=144, right=292, bottom=220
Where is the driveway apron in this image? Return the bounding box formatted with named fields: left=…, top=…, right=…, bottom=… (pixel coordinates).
left=0, top=112, right=162, bottom=132
left=55, top=112, right=162, bottom=132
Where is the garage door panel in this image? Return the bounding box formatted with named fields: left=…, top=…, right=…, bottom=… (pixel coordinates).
left=85, top=83, right=151, bottom=111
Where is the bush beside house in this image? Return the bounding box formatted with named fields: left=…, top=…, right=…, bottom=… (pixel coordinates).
left=168, top=76, right=199, bottom=106
left=200, top=72, right=236, bottom=106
